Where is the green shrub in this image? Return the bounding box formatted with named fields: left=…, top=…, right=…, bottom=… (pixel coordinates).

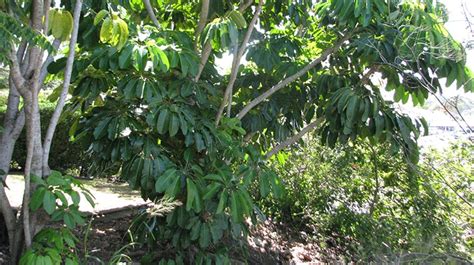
left=259, top=139, right=472, bottom=263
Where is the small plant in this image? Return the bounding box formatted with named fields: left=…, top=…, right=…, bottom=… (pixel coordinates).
left=20, top=171, right=95, bottom=264
left=19, top=228, right=79, bottom=265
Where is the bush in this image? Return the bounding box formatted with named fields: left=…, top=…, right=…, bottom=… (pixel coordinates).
left=0, top=95, right=88, bottom=175
left=259, top=139, right=472, bottom=263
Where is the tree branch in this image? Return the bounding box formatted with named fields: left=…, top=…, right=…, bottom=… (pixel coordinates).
left=194, top=0, right=210, bottom=50
left=42, top=0, right=51, bottom=34
left=265, top=117, right=323, bottom=159
left=238, top=0, right=254, bottom=12
left=236, top=33, right=353, bottom=120
left=215, top=0, right=264, bottom=125
left=42, top=0, right=83, bottom=175
left=143, top=0, right=161, bottom=29
left=194, top=42, right=212, bottom=82
left=8, top=49, right=26, bottom=93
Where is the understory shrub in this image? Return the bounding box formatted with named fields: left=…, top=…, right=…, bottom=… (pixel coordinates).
left=259, top=139, right=473, bottom=263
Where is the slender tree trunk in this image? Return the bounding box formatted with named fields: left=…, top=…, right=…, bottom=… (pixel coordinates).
left=43, top=0, right=82, bottom=175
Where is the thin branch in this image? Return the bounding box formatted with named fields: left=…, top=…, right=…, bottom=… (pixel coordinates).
left=236, top=33, right=353, bottom=120
left=42, top=0, right=83, bottom=175
left=38, top=39, right=61, bottom=86
left=216, top=0, right=264, bottom=125
left=432, top=93, right=468, bottom=134
left=194, top=0, right=210, bottom=50
left=194, top=42, right=212, bottom=82
left=426, top=160, right=473, bottom=208
left=238, top=0, right=254, bottom=12
left=225, top=46, right=239, bottom=118
left=143, top=0, right=161, bottom=29
left=8, top=49, right=26, bottom=93
left=194, top=0, right=254, bottom=82
left=265, top=118, right=323, bottom=159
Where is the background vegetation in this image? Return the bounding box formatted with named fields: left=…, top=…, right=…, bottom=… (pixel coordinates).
left=260, top=139, right=472, bottom=263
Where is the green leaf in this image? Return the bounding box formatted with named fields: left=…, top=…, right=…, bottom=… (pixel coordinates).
left=53, top=190, right=68, bottom=207
left=230, top=191, right=240, bottom=222
left=216, top=191, right=227, bottom=214
left=100, top=17, right=113, bottom=43
left=179, top=114, right=188, bottom=135
left=155, top=169, right=176, bottom=193
left=43, top=190, right=56, bottom=214
left=71, top=211, right=85, bottom=226
left=190, top=220, right=201, bottom=240
left=199, top=223, right=210, bottom=248
left=169, top=114, right=180, bottom=137
left=47, top=57, right=67, bottom=74
left=65, top=258, right=76, bottom=265
left=186, top=178, right=200, bottom=212
left=71, top=190, right=80, bottom=205
left=94, top=10, right=109, bottom=26
left=420, top=117, right=429, bottom=136
left=346, top=96, right=360, bottom=125
left=63, top=212, right=75, bottom=228
left=30, top=187, right=46, bottom=211
left=157, top=109, right=169, bottom=134
left=202, top=183, right=222, bottom=201
left=194, top=133, right=205, bottom=152
left=119, top=44, right=133, bottom=68
left=374, top=115, right=384, bottom=138
left=132, top=46, right=148, bottom=71
left=82, top=191, right=95, bottom=207
left=46, top=172, right=65, bottom=186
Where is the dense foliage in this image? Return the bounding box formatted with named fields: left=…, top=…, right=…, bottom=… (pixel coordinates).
left=261, top=139, right=473, bottom=262
left=63, top=0, right=473, bottom=263
left=1, top=0, right=473, bottom=263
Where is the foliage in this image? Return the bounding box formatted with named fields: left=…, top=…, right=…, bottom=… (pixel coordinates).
left=261, top=140, right=473, bottom=263
left=50, top=0, right=474, bottom=262
left=29, top=171, right=95, bottom=227
left=19, top=228, right=79, bottom=265
left=20, top=171, right=95, bottom=265
left=0, top=0, right=469, bottom=262
left=0, top=10, right=54, bottom=63
left=48, top=8, right=73, bottom=41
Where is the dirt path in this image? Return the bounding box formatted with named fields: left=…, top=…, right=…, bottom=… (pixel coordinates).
left=5, top=174, right=149, bottom=215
